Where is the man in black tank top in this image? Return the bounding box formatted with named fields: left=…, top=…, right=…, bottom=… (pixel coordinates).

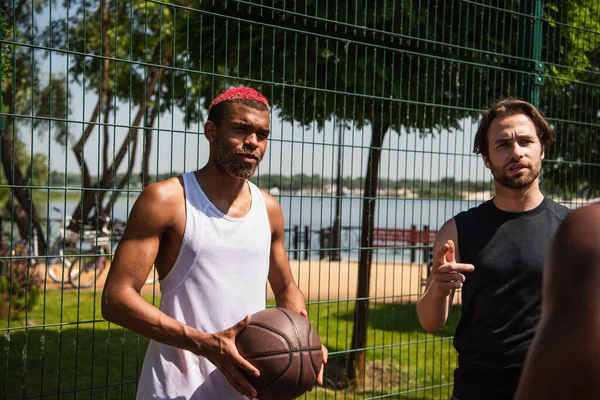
left=416, top=99, right=570, bottom=400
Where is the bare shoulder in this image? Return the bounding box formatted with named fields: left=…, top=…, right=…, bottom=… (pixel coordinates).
left=129, top=177, right=184, bottom=227
left=258, top=189, right=284, bottom=235
left=259, top=189, right=283, bottom=215
left=259, top=189, right=280, bottom=208
left=433, top=217, right=460, bottom=260
left=140, top=177, right=184, bottom=204
left=436, top=218, right=458, bottom=243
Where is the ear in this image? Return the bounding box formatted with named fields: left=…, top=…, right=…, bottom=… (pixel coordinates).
left=204, top=121, right=217, bottom=143
left=483, top=155, right=491, bottom=169
left=540, top=146, right=545, bottom=161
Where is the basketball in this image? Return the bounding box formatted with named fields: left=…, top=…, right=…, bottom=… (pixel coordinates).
left=235, top=308, right=323, bottom=400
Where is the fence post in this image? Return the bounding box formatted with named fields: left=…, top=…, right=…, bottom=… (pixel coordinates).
left=0, top=11, right=3, bottom=135
left=410, top=224, right=417, bottom=263
left=319, top=228, right=330, bottom=259
left=530, top=0, right=544, bottom=107
left=303, top=226, right=309, bottom=260
left=0, top=216, right=3, bottom=276
left=422, top=225, right=430, bottom=264
left=0, top=10, right=4, bottom=138
left=293, top=225, right=299, bottom=260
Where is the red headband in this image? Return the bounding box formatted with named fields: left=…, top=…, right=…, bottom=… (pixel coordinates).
left=209, top=87, right=270, bottom=110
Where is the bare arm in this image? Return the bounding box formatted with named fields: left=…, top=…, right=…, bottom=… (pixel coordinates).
left=262, top=191, right=328, bottom=386
left=102, top=181, right=202, bottom=350
left=263, top=192, right=306, bottom=314
left=515, top=204, right=600, bottom=400
left=102, top=179, right=259, bottom=398
left=416, top=218, right=474, bottom=332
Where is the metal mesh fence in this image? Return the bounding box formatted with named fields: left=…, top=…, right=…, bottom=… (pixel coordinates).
left=1, top=0, right=599, bottom=398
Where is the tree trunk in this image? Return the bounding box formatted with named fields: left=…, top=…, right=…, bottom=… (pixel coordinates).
left=96, top=89, right=115, bottom=210
left=70, top=48, right=172, bottom=226
left=142, top=105, right=159, bottom=188
left=347, top=116, right=389, bottom=386
left=68, top=96, right=102, bottom=232
left=0, top=2, right=49, bottom=253
left=68, top=0, right=112, bottom=230
left=101, top=1, right=111, bottom=177
left=5, top=196, right=30, bottom=244
left=102, top=128, right=139, bottom=216
left=0, top=123, right=47, bottom=253
left=102, top=91, right=112, bottom=175
left=71, top=100, right=100, bottom=191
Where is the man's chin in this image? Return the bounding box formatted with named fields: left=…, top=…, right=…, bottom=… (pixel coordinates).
left=496, top=176, right=536, bottom=190
left=225, top=168, right=258, bottom=180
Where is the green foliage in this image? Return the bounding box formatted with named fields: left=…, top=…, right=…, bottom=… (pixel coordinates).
left=0, top=265, right=42, bottom=319
left=1, top=3, right=71, bottom=142
left=0, top=15, right=12, bottom=81
left=0, top=136, right=49, bottom=206
left=539, top=0, right=600, bottom=199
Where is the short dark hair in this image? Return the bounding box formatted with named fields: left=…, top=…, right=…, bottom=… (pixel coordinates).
left=207, top=98, right=269, bottom=127
left=473, top=99, right=555, bottom=157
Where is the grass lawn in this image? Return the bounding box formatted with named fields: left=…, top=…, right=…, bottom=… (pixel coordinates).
left=1, top=290, right=460, bottom=399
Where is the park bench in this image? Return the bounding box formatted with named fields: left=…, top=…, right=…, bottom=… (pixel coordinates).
left=372, top=226, right=437, bottom=288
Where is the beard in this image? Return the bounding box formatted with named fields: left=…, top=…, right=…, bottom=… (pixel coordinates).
left=213, top=137, right=263, bottom=179
left=489, top=157, right=542, bottom=190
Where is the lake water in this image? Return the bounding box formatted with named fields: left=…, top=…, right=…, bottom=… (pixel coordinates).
left=47, top=195, right=484, bottom=261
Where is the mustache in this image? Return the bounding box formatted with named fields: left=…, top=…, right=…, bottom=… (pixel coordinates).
left=233, top=146, right=262, bottom=160
left=504, top=161, right=530, bottom=171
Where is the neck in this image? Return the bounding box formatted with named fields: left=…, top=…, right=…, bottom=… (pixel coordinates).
left=195, top=162, right=248, bottom=203
left=492, top=179, right=544, bottom=212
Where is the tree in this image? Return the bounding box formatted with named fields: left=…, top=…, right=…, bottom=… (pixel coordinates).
left=1, top=0, right=70, bottom=251
left=540, top=0, right=600, bottom=200
left=45, top=0, right=204, bottom=227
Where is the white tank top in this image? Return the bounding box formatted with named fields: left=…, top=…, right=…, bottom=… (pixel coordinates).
left=137, top=172, right=271, bottom=399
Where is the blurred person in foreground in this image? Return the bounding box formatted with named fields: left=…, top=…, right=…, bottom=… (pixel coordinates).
left=515, top=201, right=600, bottom=400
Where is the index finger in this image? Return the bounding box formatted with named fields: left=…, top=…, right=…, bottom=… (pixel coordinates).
left=438, top=262, right=475, bottom=273
left=231, top=315, right=252, bottom=334
left=434, top=242, right=450, bottom=266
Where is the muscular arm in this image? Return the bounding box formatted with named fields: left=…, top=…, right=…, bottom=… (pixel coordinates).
left=515, top=203, right=600, bottom=400
left=102, top=180, right=205, bottom=352
left=262, top=191, right=328, bottom=386
left=262, top=192, right=306, bottom=314
left=416, top=218, right=472, bottom=332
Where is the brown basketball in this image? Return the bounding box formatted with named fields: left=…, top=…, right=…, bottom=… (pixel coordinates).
left=235, top=308, right=323, bottom=400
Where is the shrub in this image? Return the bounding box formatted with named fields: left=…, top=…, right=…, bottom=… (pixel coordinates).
left=0, top=259, right=42, bottom=319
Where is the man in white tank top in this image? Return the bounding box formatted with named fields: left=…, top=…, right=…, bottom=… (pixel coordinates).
left=101, top=87, right=327, bottom=399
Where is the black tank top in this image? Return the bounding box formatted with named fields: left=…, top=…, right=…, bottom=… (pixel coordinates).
left=452, top=197, right=570, bottom=400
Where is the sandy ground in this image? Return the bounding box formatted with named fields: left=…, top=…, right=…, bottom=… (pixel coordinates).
left=47, top=258, right=462, bottom=304
left=270, top=258, right=429, bottom=303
